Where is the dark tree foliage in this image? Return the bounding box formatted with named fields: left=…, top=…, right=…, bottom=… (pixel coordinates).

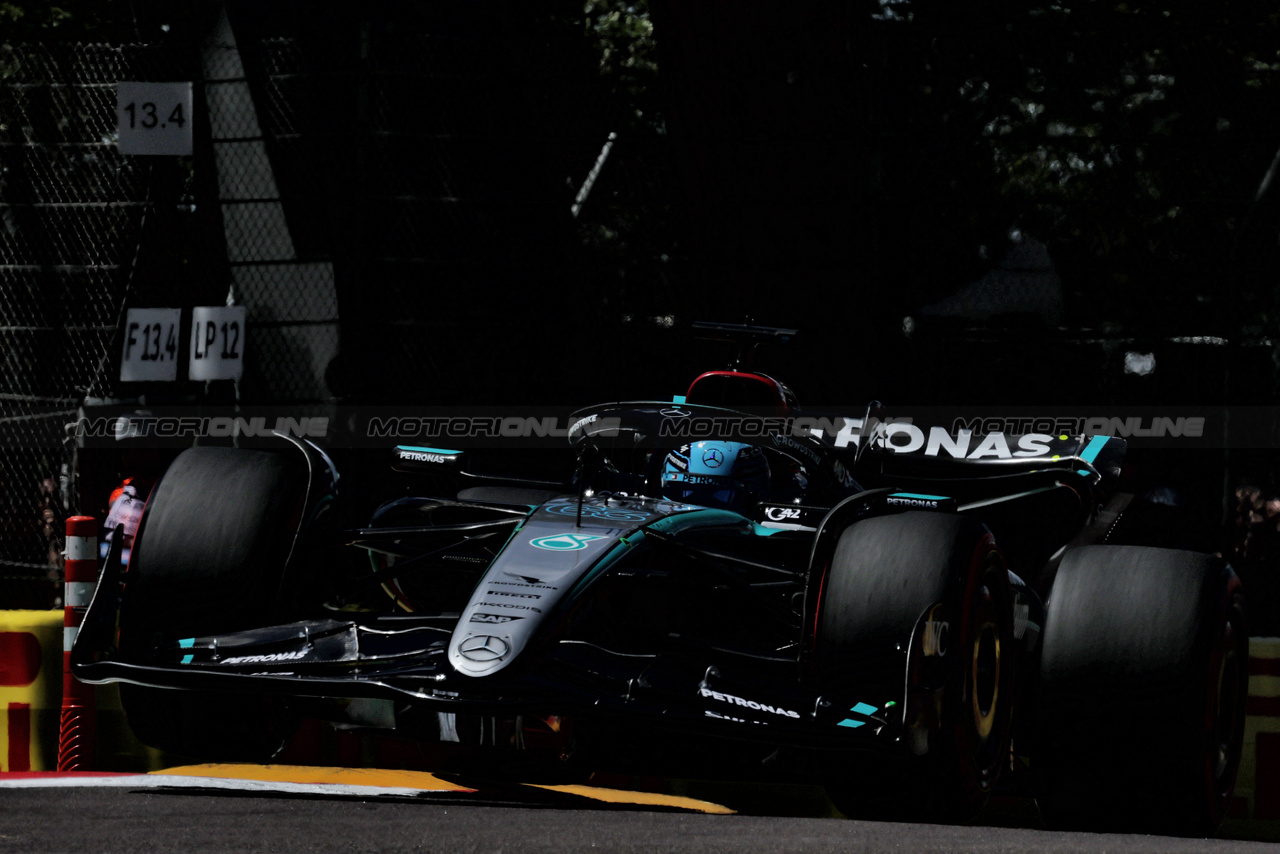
left=652, top=1, right=1280, bottom=336
left=0, top=0, right=145, bottom=42
left=911, top=0, right=1280, bottom=333
left=5, top=0, right=1278, bottom=398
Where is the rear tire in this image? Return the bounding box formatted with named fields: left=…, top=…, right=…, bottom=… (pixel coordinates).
left=119, top=446, right=309, bottom=761
left=1035, top=546, right=1247, bottom=836
left=816, top=511, right=1015, bottom=822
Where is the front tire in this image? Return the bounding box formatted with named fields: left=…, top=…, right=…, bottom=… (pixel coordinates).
left=119, top=446, right=309, bottom=761
left=815, top=511, right=1015, bottom=822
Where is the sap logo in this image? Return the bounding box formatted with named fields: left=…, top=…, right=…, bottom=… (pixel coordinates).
left=399, top=450, right=448, bottom=463
left=470, top=613, right=521, bottom=624
left=221, top=651, right=307, bottom=665
left=765, top=506, right=802, bottom=521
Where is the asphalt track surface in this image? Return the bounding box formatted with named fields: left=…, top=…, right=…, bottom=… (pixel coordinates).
left=3, top=771, right=1280, bottom=854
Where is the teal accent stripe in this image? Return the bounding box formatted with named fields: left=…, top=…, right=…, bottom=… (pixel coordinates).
left=1079, top=435, right=1109, bottom=464
left=890, top=492, right=950, bottom=501
left=397, top=445, right=462, bottom=455
left=496, top=520, right=526, bottom=553
left=179, top=637, right=194, bottom=665
left=646, top=508, right=745, bottom=536
left=672, top=395, right=686, bottom=404
left=837, top=701, right=880, bottom=727
left=565, top=532, right=646, bottom=601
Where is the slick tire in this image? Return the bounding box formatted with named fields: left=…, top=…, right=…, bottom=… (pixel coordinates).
left=1035, top=546, right=1247, bottom=836
left=816, top=511, right=1015, bottom=823
left=119, top=446, right=308, bottom=762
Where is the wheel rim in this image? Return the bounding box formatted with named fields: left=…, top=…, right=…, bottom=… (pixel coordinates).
left=1210, top=603, right=1245, bottom=791
left=970, top=584, right=1001, bottom=743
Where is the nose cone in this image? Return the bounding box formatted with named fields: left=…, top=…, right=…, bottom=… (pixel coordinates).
left=445, top=496, right=665, bottom=678
left=449, top=632, right=514, bottom=676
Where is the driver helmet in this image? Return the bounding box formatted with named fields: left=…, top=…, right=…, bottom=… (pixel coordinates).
left=660, top=441, right=770, bottom=514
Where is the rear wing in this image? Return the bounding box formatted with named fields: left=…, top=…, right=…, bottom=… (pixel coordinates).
left=851, top=425, right=1125, bottom=491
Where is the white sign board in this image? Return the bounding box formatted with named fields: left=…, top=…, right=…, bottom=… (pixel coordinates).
left=189, top=305, right=246, bottom=381
left=120, top=308, right=181, bottom=382
left=116, top=81, right=193, bottom=155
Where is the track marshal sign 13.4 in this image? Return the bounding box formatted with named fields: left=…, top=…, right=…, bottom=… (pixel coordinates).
left=116, top=81, right=193, bottom=155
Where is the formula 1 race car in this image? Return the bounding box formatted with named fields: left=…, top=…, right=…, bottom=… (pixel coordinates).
left=73, top=324, right=1246, bottom=836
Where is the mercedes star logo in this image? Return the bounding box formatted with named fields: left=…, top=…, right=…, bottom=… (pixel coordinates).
left=702, top=447, right=725, bottom=468
left=458, top=634, right=510, bottom=663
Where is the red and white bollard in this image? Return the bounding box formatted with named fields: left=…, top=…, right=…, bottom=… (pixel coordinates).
left=57, top=515, right=98, bottom=771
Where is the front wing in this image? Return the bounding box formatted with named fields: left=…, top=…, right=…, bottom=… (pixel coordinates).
left=72, top=536, right=921, bottom=757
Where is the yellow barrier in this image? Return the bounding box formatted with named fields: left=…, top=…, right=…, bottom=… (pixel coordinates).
left=0, top=610, right=61, bottom=771
left=1237, top=637, right=1280, bottom=820
left=0, top=610, right=162, bottom=772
